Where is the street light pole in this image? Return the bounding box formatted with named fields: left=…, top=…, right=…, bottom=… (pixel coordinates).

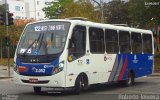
left=92, top=0, right=104, bottom=23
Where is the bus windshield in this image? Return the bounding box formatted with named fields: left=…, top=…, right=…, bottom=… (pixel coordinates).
left=17, top=21, right=70, bottom=56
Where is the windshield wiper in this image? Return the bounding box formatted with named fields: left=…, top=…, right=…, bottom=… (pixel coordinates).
left=22, top=33, right=42, bottom=56
left=37, top=33, right=48, bottom=55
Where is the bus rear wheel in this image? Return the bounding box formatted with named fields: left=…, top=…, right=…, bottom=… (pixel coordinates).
left=33, top=87, right=41, bottom=94
left=125, top=72, right=134, bottom=86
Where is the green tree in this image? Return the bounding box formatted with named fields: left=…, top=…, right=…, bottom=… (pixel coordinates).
left=43, top=0, right=73, bottom=19
left=43, top=0, right=100, bottom=22
left=0, top=4, right=6, bottom=59
left=103, top=0, right=129, bottom=24
left=59, top=1, right=100, bottom=22
left=128, top=0, right=160, bottom=28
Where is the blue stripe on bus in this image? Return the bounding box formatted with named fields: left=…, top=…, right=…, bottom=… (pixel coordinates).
left=15, top=57, right=59, bottom=76
left=109, top=54, right=153, bottom=82
left=122, top=54, right=153, bottom=80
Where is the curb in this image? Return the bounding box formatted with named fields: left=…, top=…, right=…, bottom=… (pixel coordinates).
left=0, top=77, right=13, bottom=79
left=149, top=73, right=160, bottom=77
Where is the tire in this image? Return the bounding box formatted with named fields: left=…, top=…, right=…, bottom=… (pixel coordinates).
left=74, top=77, right=81, bottom=95
left=73, top=74, right=88, bottom=95
left=33, top=87, right=41, bottom=94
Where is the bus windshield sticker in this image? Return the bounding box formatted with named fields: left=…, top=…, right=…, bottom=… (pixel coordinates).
left=20, top=48, right=32, bottom=54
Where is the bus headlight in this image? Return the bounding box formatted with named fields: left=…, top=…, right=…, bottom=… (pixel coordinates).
left=52, top=61, right=64, bottom=75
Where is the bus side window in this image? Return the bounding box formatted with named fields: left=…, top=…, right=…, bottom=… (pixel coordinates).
left=142, top=34, right=152, bottom=53
left=68, top=25, right=86, bottom=62
left=131, top=32, right=142, bottom=54
left=119, top=31, right=131, bottom=53
left=105, top=29, right=118, bottom=53
left=89, top=27, right=105, bottom=53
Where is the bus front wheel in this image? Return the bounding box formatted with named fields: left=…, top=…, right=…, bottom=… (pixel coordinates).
left=33, top=87, right=41, bottom=94
left=74, top=74, right=88, bottom=94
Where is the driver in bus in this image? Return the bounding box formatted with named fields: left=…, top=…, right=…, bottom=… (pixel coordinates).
left=46, top=37, right=52, bottom=48
left=68, top=40, right=76, bottom=62
left=46, top=37, right=52, bottom=54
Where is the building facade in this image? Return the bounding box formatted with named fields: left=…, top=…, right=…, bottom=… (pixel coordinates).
left=0, top=0, right=54, bottom=20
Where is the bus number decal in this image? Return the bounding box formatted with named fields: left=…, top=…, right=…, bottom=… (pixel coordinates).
left=36, top=69, right=45, bottom=73
left=32, top=67, right=45, bottom=73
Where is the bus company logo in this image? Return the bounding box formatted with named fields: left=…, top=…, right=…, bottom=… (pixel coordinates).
left=104, top=56, right=112, bottom=61
left=44, top=65, right=54, bottom=68
left=30, top=58, right=39, bottom=62
left=32, top=67, right=36, bottom=72
left=133, top=55, right=138, bottom=63
left=78, top=60, right=83, bottom=65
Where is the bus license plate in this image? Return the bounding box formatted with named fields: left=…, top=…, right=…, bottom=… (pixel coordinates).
left=29, top=78, right=38, bottom=83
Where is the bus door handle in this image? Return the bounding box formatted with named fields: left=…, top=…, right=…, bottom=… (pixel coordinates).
left=108, top=70, right=112, bottom=72
left=93, top=72, right=97, bottom=74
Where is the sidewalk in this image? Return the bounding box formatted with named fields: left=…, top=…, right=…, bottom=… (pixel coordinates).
left=0, top=66, right=13, bottom=79
left=149, top=73, right=160, bottom=77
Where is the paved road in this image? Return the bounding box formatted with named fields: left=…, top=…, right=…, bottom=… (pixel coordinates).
left=0, top=77, right=160, bottom=100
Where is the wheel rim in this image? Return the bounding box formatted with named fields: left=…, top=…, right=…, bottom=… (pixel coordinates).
left=79, top=77, right=84, bottom=89
left=78, top=76, right=87, bottom=90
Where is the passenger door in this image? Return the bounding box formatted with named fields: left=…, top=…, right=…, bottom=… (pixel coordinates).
left=66, top=25, right=87, bottom=87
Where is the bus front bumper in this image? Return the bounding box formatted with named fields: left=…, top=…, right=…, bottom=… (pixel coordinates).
left=13, top=71, right=66, bottom=88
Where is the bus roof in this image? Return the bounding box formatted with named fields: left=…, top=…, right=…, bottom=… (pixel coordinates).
left=27, top=19, right=152, bottom=35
